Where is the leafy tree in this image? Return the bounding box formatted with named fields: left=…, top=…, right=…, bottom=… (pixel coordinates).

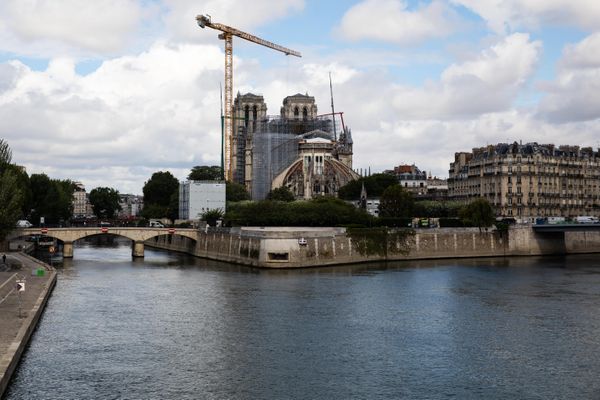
left=6, top=165, right=32, bottom=218
left=0, top=140, right=24, bottom=240
left=141, top=204, right=168, bottom=220
left=89, top=187, right=122, bottom=219
left=188, top=165, right=222, bottom=181
left=0, top=140, right=31, bottom=220
left=338, top=173, right=398, bottom=200
left=0, top=169, right=24, bottom=241
left=168, top=191, right=179, bottom=221
left=226, top=181, right=251, bottom=202
left=143, top=171, right=179, bottom=206
left=413, top=200, right=464, bottom=218
left=267, top=186, right=295, bottom=202
left=378, top=185, right=414, bottom=218
left=0, top=139, right=11, bottom=166
left=29, top=174, right=74, bottom=225
left=142, top=171, right=179, bottom=219
left=460, top=198, right=496, bottom=232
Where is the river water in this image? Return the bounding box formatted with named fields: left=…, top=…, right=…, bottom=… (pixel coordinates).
left=5, top=241, right=600, bottom=399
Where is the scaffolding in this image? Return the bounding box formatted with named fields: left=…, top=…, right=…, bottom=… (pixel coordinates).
left=252, top=115, right=339, bottom=199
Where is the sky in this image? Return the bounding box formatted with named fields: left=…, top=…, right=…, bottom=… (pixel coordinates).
left=1, top=0, right=600, bottom=195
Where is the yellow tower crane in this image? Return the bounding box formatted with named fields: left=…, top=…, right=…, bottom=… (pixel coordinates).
left=196, top=14, right=301, bottom=181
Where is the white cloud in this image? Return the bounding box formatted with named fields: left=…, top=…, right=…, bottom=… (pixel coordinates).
left=351, top=111, right=600, bottom=178
left=452, top=0, right=600, bottom=33
left=538, top=32, right=600, bottom=123
left=0, top=41, right=225, bottom=194
left=162, top=0, right=305, bottom=43
left=336, top=0, right=460, bottom=44
left=392, top=33, right=541, bottom=119
left=0, top=0, right=147, bottom=56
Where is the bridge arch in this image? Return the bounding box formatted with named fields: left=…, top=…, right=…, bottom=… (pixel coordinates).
left=9, top=227, right=199, bottom=258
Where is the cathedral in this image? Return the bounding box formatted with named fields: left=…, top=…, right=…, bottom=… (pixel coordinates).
left=231, top=92, right=358, bottom=200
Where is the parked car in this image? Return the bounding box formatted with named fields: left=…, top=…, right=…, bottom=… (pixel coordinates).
left=149, top=220, right=165, bottom=228
left=575, top=216, right=599, bottom=224
left=16, top=220, right=33, bottom=228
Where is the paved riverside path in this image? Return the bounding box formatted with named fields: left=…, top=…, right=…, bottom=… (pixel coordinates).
left=0, top=252, right=56, bottom=397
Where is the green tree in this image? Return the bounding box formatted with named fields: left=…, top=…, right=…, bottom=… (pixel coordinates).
left=0, top=139, right=12, bottom=166
left=141, top=204, right=168, bottom=220
left=0, top=140, right=24, bottom=240
left=413, top=200, right=464, bottom=218
left=142, top=171, right=179, bottom=219
left=378, top=184, right=414, bottom=218
left=338, top=173, right=398, bottom=200
left=226, top=181, right=251, bottom=202
left=6, top=165, right=32, bottom=218
left=267, top=186, right=295, bottom=202
left=29, top=174, right=74, bottom=225
left=89, top=187, right=122, bottom=219
left=168, top=191, right=179, bottom=221
left=460, top=198, right=496, bottom=231
left=188, top=165, right=222, bottom=181
left=0, top=140, right=30, bottom=229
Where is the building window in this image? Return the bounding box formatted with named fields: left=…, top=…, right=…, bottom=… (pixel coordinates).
left=294, top=107, right=299, bottom=118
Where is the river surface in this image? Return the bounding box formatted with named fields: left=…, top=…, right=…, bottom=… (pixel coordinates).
left=5, top=241, right=600, bottom=399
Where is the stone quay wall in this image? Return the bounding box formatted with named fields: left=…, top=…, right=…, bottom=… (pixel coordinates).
left=145, top=225, right=600, bottom=268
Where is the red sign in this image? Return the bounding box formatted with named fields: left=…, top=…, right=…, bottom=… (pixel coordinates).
left=168, top=228, right=175, bottom=234
left=101, top=227, right=108, bottom=233
left=41, top=228, right=48, bottom=234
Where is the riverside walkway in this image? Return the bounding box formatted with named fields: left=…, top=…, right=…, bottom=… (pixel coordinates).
left=0, top=253, right=56, bottom=397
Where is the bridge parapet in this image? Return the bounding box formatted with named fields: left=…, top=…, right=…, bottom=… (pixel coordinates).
left=8, top=227, right=199, bottom=258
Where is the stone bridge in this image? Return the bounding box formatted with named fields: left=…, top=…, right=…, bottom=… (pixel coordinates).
left=9, top=227, right=199, bottom=258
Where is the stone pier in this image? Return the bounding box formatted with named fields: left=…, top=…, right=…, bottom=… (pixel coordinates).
left=132, top=241, right=144, bottom=258
left=62, top=242, right=73, bottom=258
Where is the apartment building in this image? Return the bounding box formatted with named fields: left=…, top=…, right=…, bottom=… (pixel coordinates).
left=448, top=142, right=600, bottom=219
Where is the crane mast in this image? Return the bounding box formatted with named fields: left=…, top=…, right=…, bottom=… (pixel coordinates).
left=196, top=14, right=301, bottom=181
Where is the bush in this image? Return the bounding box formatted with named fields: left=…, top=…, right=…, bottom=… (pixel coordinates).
left=439, top=218, right=464, bottom=227
left=374, top=217, right=412, bottom=227
left=225, top=197, right=373, bottom=227
left=202, top=209, right=224, bottom=227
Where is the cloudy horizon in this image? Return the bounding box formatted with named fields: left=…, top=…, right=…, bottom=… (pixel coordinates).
left=1, top=0, right=599, bottom=195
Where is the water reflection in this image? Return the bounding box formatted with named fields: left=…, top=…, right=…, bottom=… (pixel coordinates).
left=6, top=243, right=600, bottom=399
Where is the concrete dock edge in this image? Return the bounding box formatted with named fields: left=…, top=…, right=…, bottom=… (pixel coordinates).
left=0, top=257, right=57, bottom=398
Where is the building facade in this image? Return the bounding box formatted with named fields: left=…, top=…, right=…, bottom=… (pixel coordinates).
left=231, top=92, right=358, bottom=200
left=72, top=182, right=93, bottom=219
left=179, top=181, right=226, bottom=221
left=448, top=142, right=600, bottom=219
left=118, top=194, right=144, bottom=219
left=385, top=164, right=448, bottom=200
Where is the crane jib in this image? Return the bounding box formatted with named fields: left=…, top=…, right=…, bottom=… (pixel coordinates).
left=199, top=19, right=301, bottom=58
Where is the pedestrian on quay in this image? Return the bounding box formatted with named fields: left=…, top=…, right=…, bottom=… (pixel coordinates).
left=2, top=254, right=6, bottom=264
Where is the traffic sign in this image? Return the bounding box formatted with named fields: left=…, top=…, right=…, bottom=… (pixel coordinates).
left=48, top=246, right=55, bottom=254
left=168, top=228, right=175, bottom=234
left=16, top=280, right=25, bottom=292
left=41, top=228, right=48, bottom=234
left=101, top=227, right=108, bottom=233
